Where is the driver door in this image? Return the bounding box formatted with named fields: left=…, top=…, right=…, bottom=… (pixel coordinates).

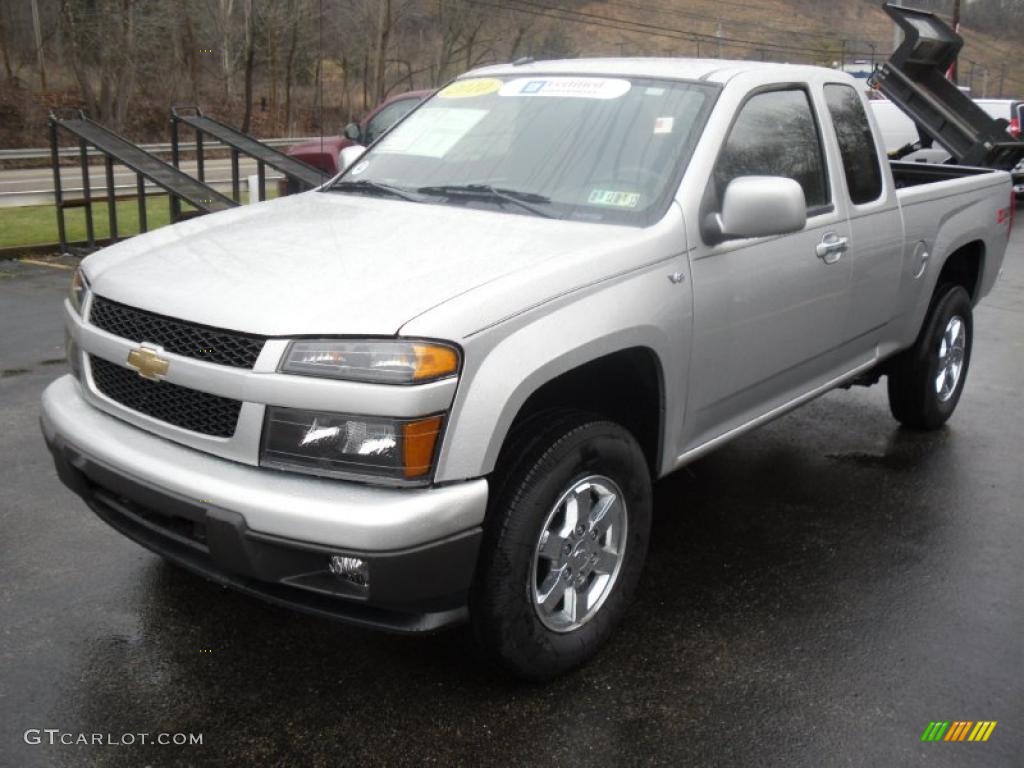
left=683, top=86, right=853, bottom=450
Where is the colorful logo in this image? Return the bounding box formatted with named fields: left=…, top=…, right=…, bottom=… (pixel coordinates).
left=921, top=721, right=997, bottom=742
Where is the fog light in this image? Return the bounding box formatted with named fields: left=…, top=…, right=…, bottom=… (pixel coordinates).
left=328, top=555, right=369, bottom=588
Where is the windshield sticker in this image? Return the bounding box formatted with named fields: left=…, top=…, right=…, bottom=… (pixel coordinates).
left=437, top=78, right=502, bottom=99
left=376, top=107, right=487, bottom=158
left=653, top=116, right=674, bottom=134
left=588, top=189, right=641, bottom=208
left=499, top=77, right=631, bottom=100
left=350, top=160, right=370, bottom=175
left=645, top=86, right=665, bottom=96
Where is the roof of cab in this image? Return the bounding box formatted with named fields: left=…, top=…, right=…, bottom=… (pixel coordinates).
left=467, top=57, right=846, bottom=85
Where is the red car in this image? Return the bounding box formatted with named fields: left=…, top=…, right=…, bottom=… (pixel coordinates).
left=283, top=90, right=430, bottom=187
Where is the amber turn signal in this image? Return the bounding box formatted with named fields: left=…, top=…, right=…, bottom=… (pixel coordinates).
left=402, top=415, right=444, bottom=478
left=412, top=344, right=459, bottom=381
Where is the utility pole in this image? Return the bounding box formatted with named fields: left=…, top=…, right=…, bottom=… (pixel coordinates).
left=716, top=20, right=722, bottom=59
left=30, top=0, right=47, bottom=90
left=949, top=0, right=961, bottom=83
left=981, top=67, right=989, bottom=98
left=997, top=63, right=1006, bottom=98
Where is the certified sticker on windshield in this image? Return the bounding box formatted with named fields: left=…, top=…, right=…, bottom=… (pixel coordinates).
left=377, top=107, right=487, bottom=157
left=438, top=78, right=502, bottom=99
left=499, top=77, right=631, bottom=100
left=588, top=189, right=641, bottom=208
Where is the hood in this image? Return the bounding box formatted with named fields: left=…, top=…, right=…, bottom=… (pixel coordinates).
left=83, top=192, right=647, bottom=338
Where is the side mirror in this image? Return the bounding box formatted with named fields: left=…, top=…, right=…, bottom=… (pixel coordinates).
left=706, top=176, right=807, bottom=243
left=343, top=122, right=362, bottom=142
left=338, top=145, right=366, bottom=173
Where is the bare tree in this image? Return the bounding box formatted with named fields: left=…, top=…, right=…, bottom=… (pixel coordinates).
left=0, top=10, right=15, bottom=81
left=59, top=0, right=142, bottom=131
left=240, top=0, right=256, bottom=132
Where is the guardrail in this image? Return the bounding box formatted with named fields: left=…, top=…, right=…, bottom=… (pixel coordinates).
left=0, top=172, right=287, bottom=209
left=0, top=136, right=318, bottom=162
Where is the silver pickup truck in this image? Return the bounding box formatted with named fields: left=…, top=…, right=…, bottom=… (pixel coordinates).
left=41, top=59, right=1015, bottom=679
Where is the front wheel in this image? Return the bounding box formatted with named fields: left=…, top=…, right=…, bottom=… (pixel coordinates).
left=887, top=284, right=973, bottom=430
left=471, top=411, right=652, bottom=680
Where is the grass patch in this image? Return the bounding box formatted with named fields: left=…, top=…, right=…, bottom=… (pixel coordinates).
left=0, top=190, right=275, bottom=249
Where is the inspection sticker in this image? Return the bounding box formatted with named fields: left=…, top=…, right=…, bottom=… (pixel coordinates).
left=588, top=189, right=641, bottom=208
left=653, top=116, right=674, bottom=134
left=499, top=77, right=631, bottom=99
left=437, top=78, right=502, bottom=98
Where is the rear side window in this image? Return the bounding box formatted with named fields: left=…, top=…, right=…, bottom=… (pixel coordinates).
left=713, top=88, right=830, bottom=211
left=824, top=84, right=883, bottom=205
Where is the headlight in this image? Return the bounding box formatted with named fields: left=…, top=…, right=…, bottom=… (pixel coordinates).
left=69, top=267, right=89, bottom=316
left=260, top=407, right=444, bottom=484
left=280, top=339, right=459, bottom=384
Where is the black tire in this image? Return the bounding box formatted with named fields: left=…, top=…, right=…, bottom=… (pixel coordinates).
left=470, top=410, right=652, bottom=680
left=887, top=284, right=973, bottom=429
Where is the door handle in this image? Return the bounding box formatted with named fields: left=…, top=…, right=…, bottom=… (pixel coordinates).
left=816, top=233, right=848, bottom=264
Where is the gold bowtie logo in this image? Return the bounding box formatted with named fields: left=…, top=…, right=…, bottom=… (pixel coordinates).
left=126, top=346, right=169, bottom=380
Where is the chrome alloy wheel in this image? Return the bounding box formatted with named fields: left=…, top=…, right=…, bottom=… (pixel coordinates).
left=530, top=475, right=628, bottom=633
left=935, top=315, right=966, bottom=402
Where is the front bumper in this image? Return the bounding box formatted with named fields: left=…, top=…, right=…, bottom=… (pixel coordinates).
left=41, top=375, right=488, bottom=632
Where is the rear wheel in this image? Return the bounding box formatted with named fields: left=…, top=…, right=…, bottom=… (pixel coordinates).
left=471, top=411, right=652, bottom=680
left=887, top=284, right=973, bottom=429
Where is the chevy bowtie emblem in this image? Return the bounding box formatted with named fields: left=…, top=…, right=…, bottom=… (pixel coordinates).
left=126, top=346, right=169, bottom=381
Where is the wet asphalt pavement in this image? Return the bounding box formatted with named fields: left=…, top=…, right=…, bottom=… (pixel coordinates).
left=1, top=228, right=1022, bottom=768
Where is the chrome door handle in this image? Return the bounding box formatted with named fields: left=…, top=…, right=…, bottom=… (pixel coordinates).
left=816, top=233, right=848, bottom=264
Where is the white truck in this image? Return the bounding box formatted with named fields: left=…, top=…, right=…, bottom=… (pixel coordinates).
left=42, top=56, right=1016, bottom=679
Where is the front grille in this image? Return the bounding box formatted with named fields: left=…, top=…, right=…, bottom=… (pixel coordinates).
left=90, top=296, right=266, bottom=369
left=90, top=355, right=242, bottom=437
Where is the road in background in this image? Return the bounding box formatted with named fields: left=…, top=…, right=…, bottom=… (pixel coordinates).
left=1, top=226, right=1021, bottom=766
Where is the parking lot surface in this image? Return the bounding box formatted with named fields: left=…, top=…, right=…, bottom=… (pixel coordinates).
left=1, top=228, right=1021, bottom=767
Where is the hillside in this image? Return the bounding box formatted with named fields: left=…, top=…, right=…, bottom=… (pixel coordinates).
left=552, top=0, right=1021, bottom=98
left=1, top=0, right=1020, bottom=150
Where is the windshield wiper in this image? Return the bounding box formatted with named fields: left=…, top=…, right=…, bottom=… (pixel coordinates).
left=416, top=184, right=554, bottom=218
left=330, top=179, right=421, bottom=202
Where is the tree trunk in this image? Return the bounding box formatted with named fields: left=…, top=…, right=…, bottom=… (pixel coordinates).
left=284, top=6, right=298, bottom=135
left=241, top=0, right=255, bottom=133
left=0, top=13, right=13, bottom=81
left=176, top=2, right=200, bottom=105
left=219, top=0, right=234, bottom=101
left=112, top=0, right=135, bottom=132
left=60, top=0, right=99, bottom=115
left=374, top=0, right=392, bottom=104
left=268, top=26, right=278, bottom=132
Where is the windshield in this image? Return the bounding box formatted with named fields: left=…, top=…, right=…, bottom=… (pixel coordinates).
left=329, top=75, right=718, bottom=226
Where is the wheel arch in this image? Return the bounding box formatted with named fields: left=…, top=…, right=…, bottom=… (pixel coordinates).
left=435, top=331, right=673, bottom=483
left=503, top=346, right=665, bottom=475
left=935, top=239, right=985, bottom=303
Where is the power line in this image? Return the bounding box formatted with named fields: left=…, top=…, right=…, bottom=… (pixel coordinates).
left=488, top=0, right=882, bottom=59
left=476, top=0, right=1024, bottom=91
left=598, top=0, right=891, bottom=51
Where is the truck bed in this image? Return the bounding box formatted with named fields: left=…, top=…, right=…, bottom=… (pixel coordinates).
left=890, top=160, right=997, bottom=189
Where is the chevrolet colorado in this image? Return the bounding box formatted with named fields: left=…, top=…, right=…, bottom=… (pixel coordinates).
left=42, top=58, right=1015, bottom=678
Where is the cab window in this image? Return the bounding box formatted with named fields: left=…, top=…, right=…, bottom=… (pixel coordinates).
left=824, top=84, right=883, bottom=205
left=713, top=88, right=830, bottom=212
